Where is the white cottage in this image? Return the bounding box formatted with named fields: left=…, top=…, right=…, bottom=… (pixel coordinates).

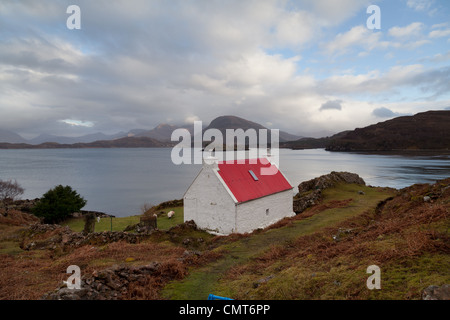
left=183, top=156, right=295, bottom=235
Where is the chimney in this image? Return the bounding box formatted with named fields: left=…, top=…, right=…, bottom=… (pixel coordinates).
left=266, top=148, right=272, bottom=163
left=203, top=151, right=219, bottom=170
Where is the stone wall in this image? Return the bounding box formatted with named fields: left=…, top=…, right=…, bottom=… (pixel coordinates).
left=42, top=262, right=161, bottom=300
left=21, top=223, right=144, bottom=251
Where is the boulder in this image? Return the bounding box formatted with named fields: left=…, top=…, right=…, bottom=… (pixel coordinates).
left=293, top=172, right=365, bottom=214
left=422, top=284, right=450, bottom=300
left=297, top=171, right=365, bottom=194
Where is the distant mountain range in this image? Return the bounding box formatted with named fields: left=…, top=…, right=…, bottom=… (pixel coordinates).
left=282, top=110, right=450, bottom=151
left=0, top=129, right=28, bottom=144
left=0, top=115, right=302, bottom=148
left=1, top=111, right=448, bottom=151
left=0, top=136, right=170, bottom=149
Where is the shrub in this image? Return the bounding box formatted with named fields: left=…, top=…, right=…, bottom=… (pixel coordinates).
left=32, top=185, right=87, bottom=223
left=0, top=179, right=24, bottom=201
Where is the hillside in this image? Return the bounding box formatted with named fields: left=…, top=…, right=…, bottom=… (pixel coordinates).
left=0, top=136, right=170, bottom=149
left=27, top=132, right=133, bottom=145
left=326, top=110, right=450, bottom=151
left=136, top=123, right=195, bottom=142
left=136, top=124, right=180, bottom=142
left=0, top=115, right=301, bottom=148
left=281, top=110, right=450, bottom=151
left=280, top=131, right=350, bottom=150
left=0, top=174, right=448, bottom=300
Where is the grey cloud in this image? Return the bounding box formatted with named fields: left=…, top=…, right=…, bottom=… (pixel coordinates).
left=372, top=107, right=399, bottom=118
left=320, top=100, right=343, bottom=111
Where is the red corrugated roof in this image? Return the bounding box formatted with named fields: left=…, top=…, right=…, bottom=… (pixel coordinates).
left=217, top=158, right=293, bottom=203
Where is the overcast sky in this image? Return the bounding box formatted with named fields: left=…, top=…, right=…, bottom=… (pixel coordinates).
left=1, top=0, right=449, bottom=138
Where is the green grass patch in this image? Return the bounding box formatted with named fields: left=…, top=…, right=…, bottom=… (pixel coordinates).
left=62, top=206, right=184, bottom=232
left=367, top=253, right=450, bottom=300
left=153, top=207, right=184, bottom=230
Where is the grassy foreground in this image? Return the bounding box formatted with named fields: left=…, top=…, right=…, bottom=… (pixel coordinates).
left=161, top=183, right=396, bottom=299
left=0, top=179, right=448, bottom=300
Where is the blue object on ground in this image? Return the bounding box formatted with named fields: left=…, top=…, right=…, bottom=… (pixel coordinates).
left=208, top=294, right=234, bottom=300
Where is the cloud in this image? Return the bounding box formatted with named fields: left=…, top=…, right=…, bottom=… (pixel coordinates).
left=372, top=107, right=400, bottom=118
left=431, top=22, right=448, bottom=29
left=323, top=25, right=383, bottom=56
left=326, top=22, right=432, bottom=57
left=388, top=22, right=424, bottom=38
left=59, top=119, right=95, bottom=127
left=320, top=100, right=343, bottom=111
left=184, top=116, right=200, bottom=124
left=299, top=0, right=371, bottom=26
left=406, top=0, right=434, bottom=12
left=429, top=28, right=450, bottom=38
left=318, top=64, right=450, bottom=99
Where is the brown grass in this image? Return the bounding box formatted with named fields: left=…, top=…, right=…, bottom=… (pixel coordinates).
left=219, top=180, right=450, bottom=300
left=290, top=201, right=449, bottom=265
left=0, top=223, right=225, bottom=300
left=124, top=258, right=188, bottom=300
left=0, top=210, right=39, bottom=226
left=0, top=250, right=60, bottom=300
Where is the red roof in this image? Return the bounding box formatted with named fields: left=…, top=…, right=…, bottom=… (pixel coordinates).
left=217, top=158, right=293, bottom=203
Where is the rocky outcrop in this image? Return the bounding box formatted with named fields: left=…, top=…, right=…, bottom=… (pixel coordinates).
left=293, top=172, right=365, bottom=214
left=297, top=171, right=365, bottom=194
left=422, top=284, right=450, bottom=300
left=0, top=198, right=38, bottom=213
left=153, top=199, right=183, bottom=210
left=293, top=189, right=322, bottom=214
left=42, top=263, right=162, bottom=300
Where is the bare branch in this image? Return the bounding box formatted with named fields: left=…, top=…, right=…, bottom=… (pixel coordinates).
left=0, top=179, right=25, bottom=201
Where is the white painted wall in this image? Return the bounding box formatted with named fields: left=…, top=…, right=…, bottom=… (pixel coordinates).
left=184, top=165, right=236, bottom=235
left=235, top=189, right=295, bottom=234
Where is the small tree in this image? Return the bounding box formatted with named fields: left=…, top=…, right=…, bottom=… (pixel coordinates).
left=0, top=179, right=25, bottom=201
left=33, top=185, right=87, bottom=223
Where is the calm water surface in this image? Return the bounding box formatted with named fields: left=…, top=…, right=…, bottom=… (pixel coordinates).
left=0, top=148, right=448, bottom=217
